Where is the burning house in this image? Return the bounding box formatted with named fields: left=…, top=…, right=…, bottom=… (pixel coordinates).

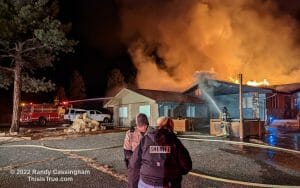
left=105, top=79, right=300, bottom=134
left=185, top=79, right=273, bottom=123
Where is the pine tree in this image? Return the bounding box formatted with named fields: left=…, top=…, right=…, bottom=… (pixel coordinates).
left=55, top=86, right=67, bottom=101
left=0, top=0, right=77, bottom=133
left=107, top=68, right=126, bottom=96
left=69, top=70, right=86, bottom=100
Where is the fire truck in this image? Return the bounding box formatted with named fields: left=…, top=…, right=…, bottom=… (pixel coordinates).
left=20, top=103, right=67, bottom=126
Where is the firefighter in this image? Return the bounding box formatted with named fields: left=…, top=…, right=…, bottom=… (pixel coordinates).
left=123, top=113, right=152, bottom=168
left=219, top=106, right=230, bottom=136
left=221, top=106, right=229, bottom=122
left=128, top=117, right=192, bottom=188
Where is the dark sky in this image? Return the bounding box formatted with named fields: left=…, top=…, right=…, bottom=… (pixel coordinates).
left=54, top=0, right=136, bottom=98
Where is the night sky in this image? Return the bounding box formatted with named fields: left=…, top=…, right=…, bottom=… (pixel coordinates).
left=55, top=0, right=136, bottom=98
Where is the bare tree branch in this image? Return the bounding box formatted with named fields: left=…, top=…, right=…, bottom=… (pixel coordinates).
left=0, top=49, right=8, bottom=53
left=0, top=54, right=14, bottom=58
left=23, top=38, right=37, bottom=48
left=0, top=66, right=14, bottom=73
left=23, top=38, right=35, bottom=44
left=21, top=45, right=45, bottom=54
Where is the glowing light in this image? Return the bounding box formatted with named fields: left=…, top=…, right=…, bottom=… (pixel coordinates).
left=246, top=79, right=270, bottom=87
left=265, top=127, right=278, bottom=148
left=229, top=77, right=270, bottom=87
left=21, top=103, right=26, bottom=107
left=229, top=77, right=239, bottom=84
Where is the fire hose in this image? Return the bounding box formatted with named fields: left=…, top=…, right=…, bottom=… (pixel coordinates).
left=178, top=135, right=300, bottom=187
left=0, top=137, right=299, bottom=187
left=178, top=136, right=300, bottom=154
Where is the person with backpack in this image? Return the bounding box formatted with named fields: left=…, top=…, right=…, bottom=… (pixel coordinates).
left=128, top=117, right=192, bottom=188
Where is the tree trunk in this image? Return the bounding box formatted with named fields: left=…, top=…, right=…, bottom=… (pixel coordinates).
left=10, top=55, right=22, bottom=133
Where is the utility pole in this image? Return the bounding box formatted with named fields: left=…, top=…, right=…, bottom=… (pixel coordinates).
left=239, top=74, right=244, bottom=140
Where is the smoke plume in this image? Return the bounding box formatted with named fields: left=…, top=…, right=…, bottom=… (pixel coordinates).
left=119, top=0, right=300, bottom=91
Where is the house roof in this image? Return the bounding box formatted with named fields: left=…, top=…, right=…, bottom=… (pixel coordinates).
left=130, top=88, right=204, bottom=104
left=269, top=83, right=300, bottom=93
left=184, top=79, right=273, bottom=96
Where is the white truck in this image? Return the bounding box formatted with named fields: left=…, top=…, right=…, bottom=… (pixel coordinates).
left=64, top=108, right=111, bottom=123
left=87, top=110, right=111, bottom=123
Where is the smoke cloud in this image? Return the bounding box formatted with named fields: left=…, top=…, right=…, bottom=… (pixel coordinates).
left=119, top=0, right=300, bottom=91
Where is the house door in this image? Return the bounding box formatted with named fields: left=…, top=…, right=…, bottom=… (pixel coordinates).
left=119, top=106, right=128, bottom=127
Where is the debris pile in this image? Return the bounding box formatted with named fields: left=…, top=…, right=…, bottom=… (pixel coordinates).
left=64, top=113, right=104, bottom=133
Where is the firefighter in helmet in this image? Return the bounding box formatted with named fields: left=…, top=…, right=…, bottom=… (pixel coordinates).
left=220, top=106, right=231, bottom=137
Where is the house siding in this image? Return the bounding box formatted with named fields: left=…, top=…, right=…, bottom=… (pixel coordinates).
left=215, top=92, right=266, bottom=120
left=214, top=94, right=238, bottom=118
left=113, top=106, right=119, bottom=126
left=118, top=105, right=130, bottom=127
left=266, top=91, right=300, bottom=119
left=105, top=89, right=158, bottom=127
left=259, top=94, right=267, bottom=121
left=158, top=102, right=210, bottom=130
left=150, top=103, right=159, bottom=126
left=118, top=102, right=159, bottom=127
left=128, top=102, right=158, bottom=127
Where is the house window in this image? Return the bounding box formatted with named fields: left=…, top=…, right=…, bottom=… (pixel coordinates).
left=163, top=105, right=172, bottom=117
left=139, top=105, right=151, bottom=117
left=119, top=106, right=128, bottom=118
left=186, top=105, right=196, bottom=117
left=243, top=97, right=253, bottom=108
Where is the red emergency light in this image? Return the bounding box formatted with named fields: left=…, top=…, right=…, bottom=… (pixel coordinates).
left=62, top=101, right=68, bottom=105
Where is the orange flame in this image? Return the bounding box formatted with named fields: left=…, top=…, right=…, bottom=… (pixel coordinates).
left=229, top=77, right=270, bottom=87
left=229, top=77, right=239, bottom=84
left=246, top=79, right=270, bottom=87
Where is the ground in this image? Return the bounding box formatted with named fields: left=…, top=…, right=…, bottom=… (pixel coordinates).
left=0, top=124, right=299, bottom=187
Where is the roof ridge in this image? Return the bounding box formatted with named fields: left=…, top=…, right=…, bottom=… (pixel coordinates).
left=133, top=88, right=184, bottom=94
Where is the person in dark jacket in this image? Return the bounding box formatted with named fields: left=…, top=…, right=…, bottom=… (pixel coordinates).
left=128, top=117, right=192, bottom=188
